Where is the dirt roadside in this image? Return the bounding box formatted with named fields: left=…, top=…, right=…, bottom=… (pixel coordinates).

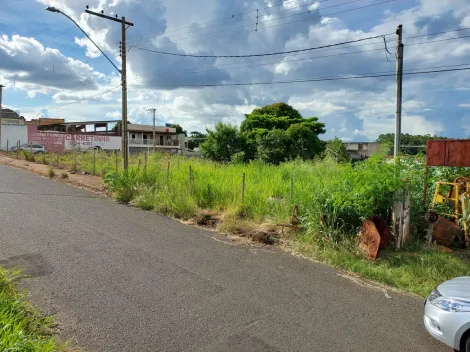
left=0, top=154, right=105, bottom=194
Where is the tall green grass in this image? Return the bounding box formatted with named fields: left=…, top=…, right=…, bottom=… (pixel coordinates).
left=0, top=267, right=58, bottom=351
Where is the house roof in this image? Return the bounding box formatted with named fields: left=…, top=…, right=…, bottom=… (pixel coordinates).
left=1, top=109, right=24, bottom=120
left=127, top=124, right=176, bottom=134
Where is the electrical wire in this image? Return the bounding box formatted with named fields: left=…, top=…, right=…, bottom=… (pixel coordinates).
left=404, top=27, right=470, bottom=40
left=127, top=33, right=470, bottom=79
left=128, top=66, right=470, bottom=89
left=131, top=33, right=390, bottom=58
left=128, top=0, right=363, bottom=45
left=126, top=0, right=337, bottom=44
left=20, top=86, right=121, bottom=115
left=153, top=0, right=401, bottom=44
left=127, top=46, right=394, bottom=80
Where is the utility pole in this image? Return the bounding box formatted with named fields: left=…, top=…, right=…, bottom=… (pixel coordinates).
left=394, top=24, right=404, bottom=158
left=0, top=85, right=4, bottom=151
left=147, top=108, right=156, bottom=152
left=84, top=8, right=133, bottom=170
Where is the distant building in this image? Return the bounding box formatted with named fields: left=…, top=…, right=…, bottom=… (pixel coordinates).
left=128, top=124, right=186, bottom=154
left=26, top=118, right=65, bottom=126
left=0, top=109, right=25, bottom=125
left=343, top=142, right=381, bottom=161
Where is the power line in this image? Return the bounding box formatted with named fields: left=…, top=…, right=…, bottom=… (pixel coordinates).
left=128, top=66, right=470, bottom=89
left=128, top=0, right=362, bottom=45
left=127, top=45, right=394, bottom=79
left=127, top=33, right=470, bottom=79
left=404, top=27, right=470, bottom=40
left=150, top=0, right=401, bottom=44
left=131, top=33, right=390, bottom=58
left=20, top=86, right=121, bottom=115
left=127, top=0, right=336, bottom=44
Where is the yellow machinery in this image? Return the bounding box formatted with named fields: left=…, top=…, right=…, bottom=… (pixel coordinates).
left=431, top=176, right=470, bottom=245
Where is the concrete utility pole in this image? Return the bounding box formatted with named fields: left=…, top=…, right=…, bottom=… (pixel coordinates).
left=147, top=108, right=157, bottom=152
left=394, top=24, right=404, bottom=158
left=0, top=85, right=4, bottom=151
left=45, top=6, right=132, bottom=170
left=84, top=8, right=134, bottom=171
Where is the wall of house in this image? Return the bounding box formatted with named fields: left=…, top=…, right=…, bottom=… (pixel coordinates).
left=1, top=124, right=28, bottom=150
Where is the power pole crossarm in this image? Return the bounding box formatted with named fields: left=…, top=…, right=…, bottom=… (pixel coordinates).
left=394, top=24, right=404, bottom=159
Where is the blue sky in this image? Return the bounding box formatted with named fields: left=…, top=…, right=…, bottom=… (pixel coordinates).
left=0, top=0, right=469, bottom=141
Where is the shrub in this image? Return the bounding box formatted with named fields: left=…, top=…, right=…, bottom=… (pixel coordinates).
left=47, top=168, right=55, bottom=179
left=60, top=172, right=69, bottom=180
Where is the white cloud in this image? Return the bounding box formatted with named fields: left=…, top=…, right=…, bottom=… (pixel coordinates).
left=0, top=34, right=102, bottom=93
left=403, top=115, right=444, bottom=135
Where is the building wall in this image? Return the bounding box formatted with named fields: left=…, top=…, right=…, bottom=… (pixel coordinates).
left=1, top=124, right=28, bottom=150
left=344, top=142, right=382, bottom=160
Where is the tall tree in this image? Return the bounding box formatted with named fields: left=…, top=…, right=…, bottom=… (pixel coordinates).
left=287, top=123, right=324, bottom=160
left=200, top=123, right=245, bottom=162
left=168, top=124, right=187, bottom=136
left=257, top=129, right=293, bottom=165
left=241, top=102, right=325, bottom=160
left=241, top=102, right=325, bottom=135
left=188, top=131, right=207, bottom=150
left=325, top=137, right=351, bottom=163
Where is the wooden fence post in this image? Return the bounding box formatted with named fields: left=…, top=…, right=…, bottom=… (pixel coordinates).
left=290, top=173, right=294, bottom=201
left=42, top=151, right=46, bottom=164
left=138, top=158, right=141, bottom=171
left=241, top=173, right=246, bottom=204
left=74, top=147, right=77, bottom=171
left=189, top=165, right=193, bottom=189
left=17, top=141, right=19, bottom=159
left=166, top=161, right=170, bottom=183
left=144, top=151, right=147, bottom=172
left=56, top=152, right=59, bottom=167
left=115, top=151, right=118, bottom=172
left=393, top=190, right=411, bottom=249
left=93, top=149, right=96, bottom=175
left=6, top=140, right=8, bottom=154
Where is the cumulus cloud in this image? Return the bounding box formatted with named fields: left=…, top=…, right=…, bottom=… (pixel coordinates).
left=0, top=34, right=100, bottom=92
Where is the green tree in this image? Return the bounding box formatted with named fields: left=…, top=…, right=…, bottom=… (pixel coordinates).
left=287, top=122, right=324, bottom=160
left=200, top=123, right=245, bottom=162
left=241, top=102, right=326, bottom=160
left=257, top=129, right=293, bottom=164
left=169, top=124, right=187, bottom=136
left=241, top=102, right=325, bottom=135
left=325, top=137, right=351, bottom=163
left=188, top=131, right=207, bottom=150
left=376, top=133, right=445, bottom=155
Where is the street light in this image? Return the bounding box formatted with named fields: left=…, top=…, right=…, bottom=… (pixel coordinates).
left=45, top=6, right=130, bottom=170
left=45, top=7, right=120, bottom=74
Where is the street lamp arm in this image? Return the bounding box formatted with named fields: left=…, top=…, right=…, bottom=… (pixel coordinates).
left=45, top=7, right=121, bottom=74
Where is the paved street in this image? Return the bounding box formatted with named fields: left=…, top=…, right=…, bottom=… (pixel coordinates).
left=0, top=164, right=448, bottom=352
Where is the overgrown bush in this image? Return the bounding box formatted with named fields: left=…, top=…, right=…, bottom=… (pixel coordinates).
left=47, top=168, right=55, bottom=179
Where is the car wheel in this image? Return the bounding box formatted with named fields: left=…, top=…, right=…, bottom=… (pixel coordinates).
left=458, top=332, right=470, bottom=352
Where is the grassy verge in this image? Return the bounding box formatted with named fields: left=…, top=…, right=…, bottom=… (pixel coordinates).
left=7, top=150, right=470, bottom=297
left=291, top=237, right=470, bottom=297
left=0, top=267, right=59, bottom=351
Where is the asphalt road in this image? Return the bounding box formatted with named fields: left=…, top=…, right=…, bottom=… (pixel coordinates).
left=0, top=165, right=449, bottom=352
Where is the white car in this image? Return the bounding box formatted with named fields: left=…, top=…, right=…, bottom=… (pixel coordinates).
left=424, top=277, right=470, bottom=351
left=11, top=144, right=46, bottom=154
